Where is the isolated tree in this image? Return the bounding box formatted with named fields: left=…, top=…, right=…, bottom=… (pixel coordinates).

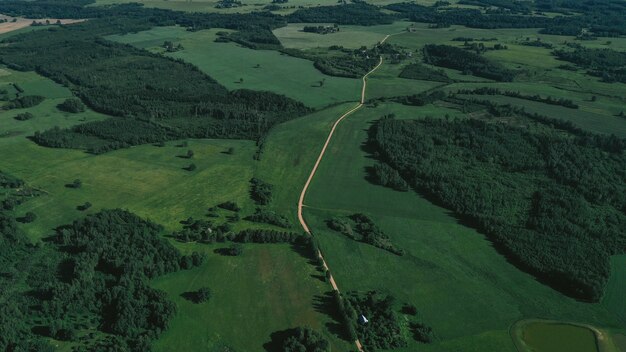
left=282, top=327, right=330, bottom=352
left=186, top=149, right=194, bottom=158
left=68, top=179, right=82, bottom=188
left=186, top=163, right=196, bottom=171
left=226, top=147, right=235, bottom=155
left=23, top=212, right=37, bottom=223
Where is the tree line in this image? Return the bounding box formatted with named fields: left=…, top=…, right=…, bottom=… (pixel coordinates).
left=422, top=44, right=516, bottom=82
left=368, top=116, right=626, bottom=301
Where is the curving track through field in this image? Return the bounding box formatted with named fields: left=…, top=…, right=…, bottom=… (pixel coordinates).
left=296, top=34, right=391, bottom=352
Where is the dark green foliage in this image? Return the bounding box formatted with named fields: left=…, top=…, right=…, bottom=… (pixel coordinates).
left=0, top=171, right=24, bottom=189
left=66, top=179, right=82, bottom=189
left=386, top=0, right=626, bottom=36
left=13, top=112, right=34, bottom=121
left=401, top=304, right=418, bottom=316
left=183, top=287, right=212, bottom=303
left=77, top=201, right=92, bottom=211
left=456, top=87, right=578, bottom=108
left=0, top=208, right=188, bottom=351
left=369, top=162, right=409, bottom=192
left=4, top=95, right=44, bottom=109
left=327, top=214, right=403, bottom=255
left=1, top=21, right=309, bottom=152
left=218, top=201, right=241, bottom=212
left=22, top=211, right=37, bottom=223
left=303, top=25, right=339, bottom=34
left=57, top=97, right=86, bottom=113
left=553, top=48, right=626, bottom=83
left=410, top=322, right=434, bottom=343
left=250, top=177, right=273, bottom=205
left=51, top=210, right=183, bottom=347
left=344, top=291, right=408, bottom=351
left=423, top=44, right=515, bottom=81
left=223, top=244, right=244, bottom=256
left=186, top=163, right=197, bottom=171
left=244, top=208, right=291, bottom=228
left=281, top=327, right=330, bottom=352
left=395, top=90, right=447, bottom=107
left=399, top=63, right=450, bottom=82
left=288, top=3, right=394, bottom=26
left=369, top=117, right=626, bottom=301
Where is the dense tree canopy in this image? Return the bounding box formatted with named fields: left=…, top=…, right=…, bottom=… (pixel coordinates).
left=369, top=116, right=626, bottom=301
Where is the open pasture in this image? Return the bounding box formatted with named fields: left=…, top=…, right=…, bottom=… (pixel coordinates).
left=152, top=243, right=352, bottom=352
left=299, top=101, right=623, bottom=351
left=108, top=26, right=361, bottom=108
left=273, top=21, right=410, bottom=49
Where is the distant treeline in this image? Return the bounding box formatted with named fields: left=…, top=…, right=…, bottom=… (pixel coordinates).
left=386, top=0, right=626, bottom=36
left=287, top=3, right=394, bottom=26
left=455, top=87, right=578, bottom=108
left=368, top=116, right=626, bottom=301
left=399, top=63, right=451, bottom=82
left=553, top=48, right=626, bottom=83
left=0, top=20, right=309, bottom=153
left=422, top=44, right=515, bottom=82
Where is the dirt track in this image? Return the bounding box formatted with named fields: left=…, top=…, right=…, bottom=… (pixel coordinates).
left=297, top=34, right=391, bottom=352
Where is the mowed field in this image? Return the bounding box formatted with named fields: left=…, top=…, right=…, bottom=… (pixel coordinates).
left=108, top=26, right=361, bottom=108
left=0, top=67, right=357, bottom=351
left=298, top=100, right=624, bottom=351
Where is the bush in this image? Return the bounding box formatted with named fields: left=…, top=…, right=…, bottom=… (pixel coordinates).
left=14, top=112, right=34, bottom=121
left=57, top=98, right=86, bottom=113
left=217, top=201, right=241, bottom=212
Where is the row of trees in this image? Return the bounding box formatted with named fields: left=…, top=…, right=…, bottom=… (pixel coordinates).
left=422, top=44, right=516, bottom=81
left=553, top=47, right=626, bottom=83
left=326, top=213, right=404, bottom=255
left=369, top=116, right=626, bottom=301
left=455, top=87, right=578, bottom=108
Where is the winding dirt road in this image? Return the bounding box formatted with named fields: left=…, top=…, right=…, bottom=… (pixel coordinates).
left=297, top=34, right=391, bottom=352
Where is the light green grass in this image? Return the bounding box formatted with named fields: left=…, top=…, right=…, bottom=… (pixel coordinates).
left=273, top=21, right=411, bottom=49
left=108, top=26, right=361, bottom=108
left=603, top=255, right=626, bottom=327
left=299, top=101, right=622, bottom=351
left=152, top=243, right=351, bottom=352
left=1, top=67, right=355, bottom=350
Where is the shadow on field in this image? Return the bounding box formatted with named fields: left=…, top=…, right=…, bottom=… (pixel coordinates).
left=263, top=328, right=299, bottom=352
left=313, top=291, right=352, bottom=341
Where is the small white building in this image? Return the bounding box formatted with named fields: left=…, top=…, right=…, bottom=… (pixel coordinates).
left=358, top=315, right=369, bottom=325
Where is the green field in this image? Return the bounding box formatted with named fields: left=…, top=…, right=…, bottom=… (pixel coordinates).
left=273, top=22, right=410, bottom=49
left=518, top=322, right=598, bottom=352
left=298, top=100, right=623, bottom=351
left=152, top=243, right=351, bottom=352
left=108, top=26, right=361, bottom=108
left=0, top=66, right=356, bottom=351
left=603, top=255, right=626, bottom=327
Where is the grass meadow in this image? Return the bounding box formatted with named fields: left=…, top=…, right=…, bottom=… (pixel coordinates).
left=108, top=27, right=362, bottom=108
left=299, top=101, right=624, bottom=351
left=0, top=67, right=357, bottom=351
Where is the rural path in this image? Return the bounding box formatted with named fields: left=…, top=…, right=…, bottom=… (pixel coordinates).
left=297, top=34, right=392, bottom=352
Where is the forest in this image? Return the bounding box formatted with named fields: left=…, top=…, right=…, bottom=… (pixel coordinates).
left=288, top=3, right=394, bottom=26
left=0, top=207, right=204, bottom=351
left=422, top=44, right=516, bottom=81
left=553, top=47, right=626, bottom=83
left=386, top=0, right=626, bottom=36
left=368, top=116, right=626, bottom=301
left=0, top=20, right=309, bottom=152
left=399, top=63, right=451, bottom=82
